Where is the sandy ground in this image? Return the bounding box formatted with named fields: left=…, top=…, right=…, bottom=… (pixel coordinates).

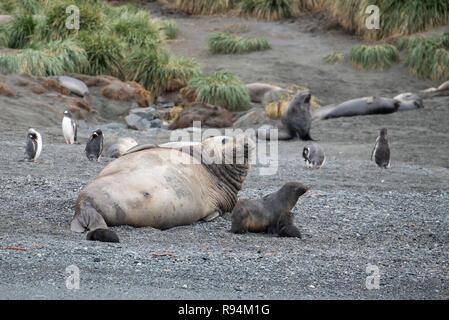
left=0, top=3, right=448, bottom=299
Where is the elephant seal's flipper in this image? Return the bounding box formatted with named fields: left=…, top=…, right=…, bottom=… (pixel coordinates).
left=71, top=203, right=107, bottom=232
left=86, top=228, right=120, bottom=243
left=122, top=143, right=159, bottom=156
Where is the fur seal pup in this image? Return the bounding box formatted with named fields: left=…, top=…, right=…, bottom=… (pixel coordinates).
left=85, top=129, right=104, bottom=162
left=303, top=144, right=325, bottom=168
left=48, top=76, right=89, bottom=100
left=393, top=93, right=424, bottom=111
left=371, top=128, right=390, bottom=169
left=25, top=128, right=42, bottom=162
left=231, top=182, right=309, bottom=238
left=86, top=228, right=119, bottom=243
left=61, top=110, right=77, bottom=144
left=312, top=96, right=400, bottom=120
left=257, top=92, right=314, bottom=141
left=71, top=136, right=254, bottom=240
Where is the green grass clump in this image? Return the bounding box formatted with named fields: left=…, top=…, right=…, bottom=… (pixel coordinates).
left=5, top=14, right=37, bottom=49
left=207, top=32, right=271, bottom=54
left=125, top=49, right=200, bottom=96
left=159, top=20, right=178, bottom=40
left=349, top=44, right=399, bottom=71
left=0, top=39, right=87, bottom=76
left=76, top=32, right=124, bottom=78
left=174, top=0, right=238, bottom=15
left=187, top=71, right=251, bottom=111
left=329, top=0, right=449, bottom=41
left=397, top=33, right=449, bottom=80
left=113, top=10, right=161, bottom=47
left=323, top=52, right=343, bottom=64
left=238, top=0, right=299, bottom=21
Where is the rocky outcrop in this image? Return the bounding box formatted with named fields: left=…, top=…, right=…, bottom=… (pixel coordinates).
left=168, top=102, right=233, bottom=130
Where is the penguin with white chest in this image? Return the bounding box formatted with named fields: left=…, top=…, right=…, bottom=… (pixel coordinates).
left=302, top=144, right=325, bottom=168
left=25, top=128, right=42, bottom=162
left=85, top=129, right=104, bottom=162
left=61, top=110, right=77, bottom=144
left=371, top=128, right=390, bottom=168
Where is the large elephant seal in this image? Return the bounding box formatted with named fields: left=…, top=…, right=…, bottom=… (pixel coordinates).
left=231, top=182, right=309, bottom=238
left=257, top=92, right=314, bottom=141
left=422, top=80, right=449, bottom=97
left=71, top=136, right=254, bottom=240
left=48, top=76, right=89, bottom=100
left=312, top=96, right=400, bottom=120
left=245, top=83, right=291, bottom=104
left=393, top=93, right=424, bottom=111
left=105, top=137, right=138, bottom=158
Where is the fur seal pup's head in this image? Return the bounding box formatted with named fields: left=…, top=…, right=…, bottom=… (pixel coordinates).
left=263, top=182, right=309, bottom=213
left=282, top=92, right=314, bottom=141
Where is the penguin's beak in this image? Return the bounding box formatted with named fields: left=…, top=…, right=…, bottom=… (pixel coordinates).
left=33, top=138, right=38, bottom=142
left=59, top=111, right=63, bottom=115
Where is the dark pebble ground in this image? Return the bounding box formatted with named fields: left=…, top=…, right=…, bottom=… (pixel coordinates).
left=0, top=95, right=448, bottom=299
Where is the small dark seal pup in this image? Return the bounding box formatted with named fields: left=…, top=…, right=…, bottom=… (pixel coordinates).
left=86, top=228, right=119, bottom=243
left=257, top=92, right=314, bottom=141
left=85, top=129, right=104, bottom=161
left=231, top=182, right=309, bottom=238
left=371, top=128, right=390, bottom=168
left=303, top=144, right=325, bottom=168
left=25, top=128, right=42, bottom=162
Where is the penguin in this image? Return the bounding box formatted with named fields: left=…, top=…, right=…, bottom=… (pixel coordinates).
left=61, top=110, right=77, bottom=144
left=371, top=128, right=390, bottom=168
left=85, top=129, right=104, bottom=162
left=25, top=128, right=42, bottom=162
left=302, top=144, right=325, bottom=168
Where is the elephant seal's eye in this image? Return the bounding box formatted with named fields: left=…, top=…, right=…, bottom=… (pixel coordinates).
left=222, top=138, right=228, bottom=145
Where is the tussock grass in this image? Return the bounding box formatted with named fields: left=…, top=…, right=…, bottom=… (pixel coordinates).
left=323, top=52, right=343, bottom=64
left=329, top=0, right=449, bottom=41
left=159, top=20, right=178, bottom=40
left=113, top=10, right=161, bottom=47
left=77, top=32, right=124, bottom=78
left=174, top=0, right=237, bottom=15
left=397, top=34, right=449, bottom=80
left=238, top=0, right=299, bottom=21
left=125, top=49, right=200, bottom=96
left=187, top=71, right=251, bottom=111
left=207, top=32, right=271, bottom=54
left=0, top=39, right=87, bottom=76
left=349, top=44, right=399, bottom=71
left=6, top=14, right=36, bottom=49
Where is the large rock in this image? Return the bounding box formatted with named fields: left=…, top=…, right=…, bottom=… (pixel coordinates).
left=125, top=107, right=163, bottom=130
left=168, top=102, right=233, bottom=130
left=101, top=80, right=151, bottom=107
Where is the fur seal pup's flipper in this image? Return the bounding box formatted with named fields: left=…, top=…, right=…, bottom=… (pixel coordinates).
left=86, top=228, right=120, bottom=243
left=277, top=212, right=302, bottom=238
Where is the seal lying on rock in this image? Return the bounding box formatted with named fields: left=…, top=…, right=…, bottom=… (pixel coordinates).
left=245, top=83, right=291, bottom=104
left=256, top=92, right=314, bottom=141
left=71, top=136, right=254, bottom=241
left=48, top=76, right=89, bottom=100
left=312, top=96, right=400, bottom=120
left=231, top=182, right=309, bottom=238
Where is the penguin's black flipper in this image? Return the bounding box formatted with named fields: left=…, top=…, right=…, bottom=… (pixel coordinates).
left=86, top=228, right=120, bottom=243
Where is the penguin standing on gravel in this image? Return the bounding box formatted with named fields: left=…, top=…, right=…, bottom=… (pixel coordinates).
left=61, top=110, right=77, bottom=144
left=25, top=128, right=42, bottom=162
left=371, top=128, right=390, bottom=168
left=302, top=144, right=325, bottom=168
left=85, top=129, right=104, bottom=162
